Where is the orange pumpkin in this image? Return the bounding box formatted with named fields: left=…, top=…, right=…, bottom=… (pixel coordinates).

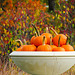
left=22, top=45, right=36, bottom=51
left=37, top=36, right=52, bottom=51
left=34, top=35, right=47, bottom=46
left=62, top=45, right=74, bottom=51
left=50, top=27, right=67, bottom=46
left=16, top=39, right=36, bottom=51
left=52, top=47, right=65, bottom=51
left=41, top=27, right=52, bottom=45
left=31, top=23, right=47, bottom=46
left=21, top=39, right=36, bottom=51
left=30, top=36, right=35, bottom=44
left=50, top=45, right=57, bottom=50
left=61, top=37, right=74, bottom=51
left=52, top=36, right=65, bottom=51
left=53, top=34, right=67, bottom=46
left=30, top=23, right=40, bottom=45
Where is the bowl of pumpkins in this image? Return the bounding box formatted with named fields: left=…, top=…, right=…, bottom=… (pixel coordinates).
left=10, top=24, right=75, bottom=75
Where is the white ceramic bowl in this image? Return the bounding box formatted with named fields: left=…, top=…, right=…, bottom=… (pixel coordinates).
left=9, top=51, right=75, bottom=75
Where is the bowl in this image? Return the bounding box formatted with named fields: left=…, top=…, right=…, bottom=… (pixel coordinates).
left=9, top=51, right=75, bottom=75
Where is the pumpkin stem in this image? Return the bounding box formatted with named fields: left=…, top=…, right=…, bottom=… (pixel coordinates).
left=46, top=27, right=49, bottom=33
left=50, top=36, right=52, bottom=45
left=43, top=35, right=45, bottom=45
left=34, top=32, right=37, bottom=37
left=66, top=36, right=69, bottom=45
left=24, top=39, right=27, bottom=45
left=32, top=23, right=40, bottom=36
left=58, top=36, right=61, bottom=47
left=15, top=39, right=23, bottom=46
left=49, top=27, right=58, bottom=35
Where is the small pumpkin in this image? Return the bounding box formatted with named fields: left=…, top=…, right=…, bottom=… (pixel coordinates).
left=37, top=36, right=52, bottom=51
left=30, top=35, right=36, bottom=45
left=41, top=27, right=52, bottom=45
left=50, top=27, right=67, bottom=46
left=31, top=23, right=47, bottom=46
left=52, top=36, right=65, bottom=51
left=21, top=39, right=36, bottom=51
left=22, top=45, right=36, bottom=51
left=16, top=39, right=36, bottom=51
left=30, top=23, right=39, bottom=45
left=34, top=35, right=47, bottom=46
left=61, top=36, right=74, bottom=51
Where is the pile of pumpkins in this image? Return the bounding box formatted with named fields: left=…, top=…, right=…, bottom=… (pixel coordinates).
left=16, top=24, right=74, bottom=51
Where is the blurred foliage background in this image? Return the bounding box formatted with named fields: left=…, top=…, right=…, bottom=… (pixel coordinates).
left=0, top=0, right=75, bottom=75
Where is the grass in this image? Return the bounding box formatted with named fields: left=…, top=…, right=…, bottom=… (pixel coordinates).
left=0, top=58, right=30, bottom=75
left=0, top=58, right=75, bottom=75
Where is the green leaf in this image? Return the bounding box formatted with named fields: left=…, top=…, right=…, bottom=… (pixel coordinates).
left=10, top=31, right=13, bottom=34
left=18, top=35, right=20, bottom=38
left=29, top=27, right=32, bottom=31
left=72, top=24, right=74, bottom=28
left=8, top=13, right=11, bottom=15
left=10, top=38, right=13, bottom=41
left=4, top=15, right=6, bottom=17
left=8, top=50, right=10, bottom=53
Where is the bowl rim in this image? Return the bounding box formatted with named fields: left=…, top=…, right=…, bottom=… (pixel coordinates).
left=9, top=51, right=75, bottom=57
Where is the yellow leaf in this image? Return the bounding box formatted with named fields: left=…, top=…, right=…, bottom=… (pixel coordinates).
left=27, top=16, right=29, bottom=20
left=7, top=32, right=9, bottom=35
left=63, top=11, right=65, bottom=13
left=63, top=17, right=65, bottom=20
left=69, top=21, right=71, bottom=23
left=66, top=11, right=68, bottom=14
left=13, top=40, right=15, bottom=43
left=3, top=24, right=5, bottom=26
left=14, top=17, right=16, bottom=20
left=41, top=22, right=43, bottom=25
left=66, top=34, right=69, bottom=37
left=5, top=38, right=7, bottom=41
left=58, top=15, right=60, bottom=19
left=52, top=16, right=55, bottom=19
left=60, top=23, right=62, bottom=27
left=21, top=16, right=22, bottom=18
left=17, top=43, right=20, bottom=46
left=1, top=8, right=2, bottom=11
left=2, top=53, right=4, bottom=55
left=67, top=8, right=69, bottom=11
left=12, top=48, right=14, bottom=51
left=63, top=5, right=66, bottom=8
left=23, top=23, right=25, bottom=26
left=24, top=11, right=26, bottom=14
left=4, top=28, right=7, bottom=33
left=67, top=19, right=69, bottom=22
left=6, top=19, right=8, bottom=22
left=7, top=24, right=9, bottom=26
left=22, top=11, right=23, bottom=14
left=71, top=5, right=74, bottom=9
left=0, top=51, right=2, bottom=54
